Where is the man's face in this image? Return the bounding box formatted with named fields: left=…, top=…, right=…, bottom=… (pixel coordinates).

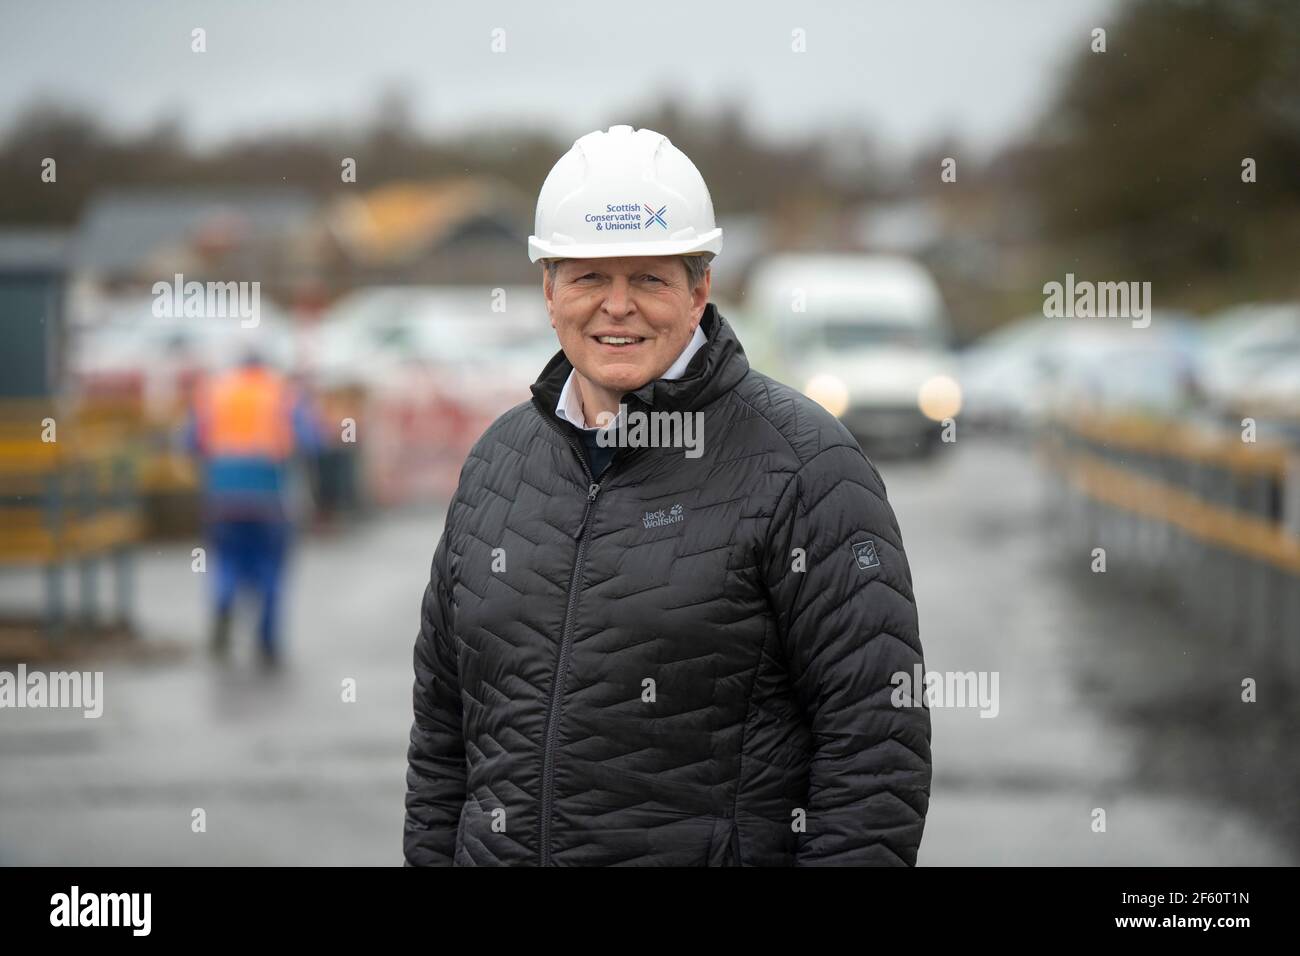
left=542, top=255, right=710, bottom=395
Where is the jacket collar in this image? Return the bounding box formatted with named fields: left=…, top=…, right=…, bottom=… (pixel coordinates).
left=529, top=302, right=749, bottom=425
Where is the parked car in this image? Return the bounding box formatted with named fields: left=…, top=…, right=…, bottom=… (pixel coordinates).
left=313, top=285, right=550, bottom=401
left=1199, top=302, right=1300, bottom=411
left=959, top=315, right=1062, bottom=433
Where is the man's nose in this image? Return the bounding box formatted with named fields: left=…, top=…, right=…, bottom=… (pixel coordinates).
left=601, top=275, right=635, bottom=319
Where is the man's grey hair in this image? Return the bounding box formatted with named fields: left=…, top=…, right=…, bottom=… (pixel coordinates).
left=543, top=254, right=712, bottom=289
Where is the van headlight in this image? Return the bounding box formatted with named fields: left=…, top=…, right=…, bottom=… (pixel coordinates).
left=917, top=374, right=962, bottom=422
left=804, top=373, right=850, bottom=418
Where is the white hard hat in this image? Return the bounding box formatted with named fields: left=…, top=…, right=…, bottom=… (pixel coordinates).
left=528, top=125, right=723, bottom=263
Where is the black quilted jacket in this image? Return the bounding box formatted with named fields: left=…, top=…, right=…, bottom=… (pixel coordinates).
left=404, top=303, right=932, bottom=866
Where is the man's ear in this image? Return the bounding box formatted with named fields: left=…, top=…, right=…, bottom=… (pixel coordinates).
left=542, top=264, right=556, bottom=328
left=691, top=266, right=712, bottom=323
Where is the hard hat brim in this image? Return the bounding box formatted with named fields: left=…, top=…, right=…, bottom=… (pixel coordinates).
left=528, top=229, right=722, bottom=264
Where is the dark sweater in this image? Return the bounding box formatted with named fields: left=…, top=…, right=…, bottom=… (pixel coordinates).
left=578, top=424, right=617, bottom=481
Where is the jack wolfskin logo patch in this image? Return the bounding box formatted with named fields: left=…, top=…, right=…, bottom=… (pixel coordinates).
left=851, top=539, right=880, bottom=570
left=643, top=503, right=685, bottom=529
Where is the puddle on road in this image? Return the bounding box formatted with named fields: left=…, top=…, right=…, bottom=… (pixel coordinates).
left=1047, top=541, right=1300, bottom=861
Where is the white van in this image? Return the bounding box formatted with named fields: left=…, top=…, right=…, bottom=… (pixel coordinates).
left=744, top=253, right=959, bottom=456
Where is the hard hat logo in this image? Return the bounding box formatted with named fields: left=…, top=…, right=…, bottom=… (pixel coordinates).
left=528, top=125, right=722, bottom=262
left=586, top=202, right=643, bottom=232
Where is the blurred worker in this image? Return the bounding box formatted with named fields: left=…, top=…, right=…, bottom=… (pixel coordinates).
left=405, top=126, right=932, bottom=867
left=185, top=351, right=321, bottom=667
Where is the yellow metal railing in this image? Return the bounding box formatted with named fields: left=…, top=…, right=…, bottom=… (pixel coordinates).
left=0, top=399, right=143, bottom=638
left=1044, top=412, right=1300, bottom=671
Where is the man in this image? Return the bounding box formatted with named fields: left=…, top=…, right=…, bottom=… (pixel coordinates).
left=186, top=351, right=321, bottom=667
left=405, top=125, right=932, bottom=866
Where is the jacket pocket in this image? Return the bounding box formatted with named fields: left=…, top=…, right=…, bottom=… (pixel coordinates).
left=452, top=797, right=472, bottom=866
left=728, top=818, right=742, bottom=866
left=704, top=816, right=741, bottom=867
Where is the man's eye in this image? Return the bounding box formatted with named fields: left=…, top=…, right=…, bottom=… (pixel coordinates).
left=641, top=274, right=664, bottom=284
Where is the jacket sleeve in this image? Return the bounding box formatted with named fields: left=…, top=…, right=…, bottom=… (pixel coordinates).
left=762, top=445, right=932, bottom=865
left=403, top=525, right=467, bottom=866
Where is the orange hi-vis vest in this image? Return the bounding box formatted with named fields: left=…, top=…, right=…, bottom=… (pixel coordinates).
left=195, top=367, right=294, bottom=461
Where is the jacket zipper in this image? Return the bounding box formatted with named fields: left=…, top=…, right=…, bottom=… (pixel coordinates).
left=538, top=477, right=599, bottom=865
left=531, top=396, right=610, bottom=866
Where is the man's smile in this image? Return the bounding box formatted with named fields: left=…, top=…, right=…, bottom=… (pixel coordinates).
left=591, top=333, right=648, bottom=350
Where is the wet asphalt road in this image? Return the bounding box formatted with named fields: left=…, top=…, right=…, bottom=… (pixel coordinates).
left=0, top=440, right=1294, bottom=865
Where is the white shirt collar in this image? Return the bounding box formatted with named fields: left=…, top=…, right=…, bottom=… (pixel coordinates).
left=556, top=323, right=708, bottom=431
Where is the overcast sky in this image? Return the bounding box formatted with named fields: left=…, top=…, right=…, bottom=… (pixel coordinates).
left=3, top=0, right=1115, bottom=157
